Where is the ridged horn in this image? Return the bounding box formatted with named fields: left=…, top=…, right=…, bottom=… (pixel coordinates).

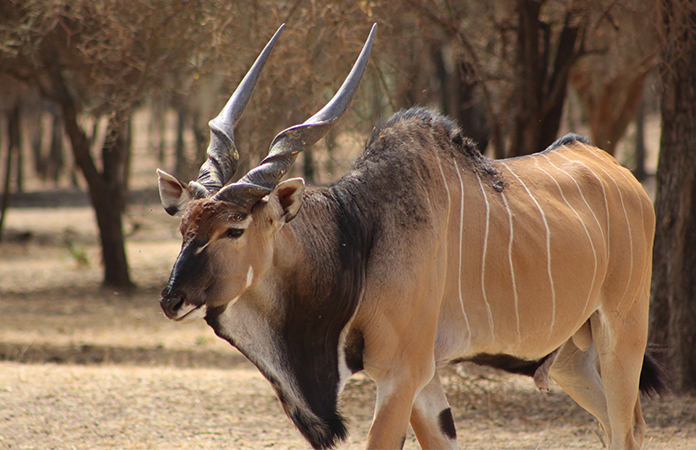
left=188, top=24, right=285, bottom=198
left=214, top=24, right=377, bottom=209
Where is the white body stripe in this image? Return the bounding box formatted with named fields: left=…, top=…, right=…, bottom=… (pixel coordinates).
left=501, top=191, right=521, bottom=341
left=556, top=153, right=611, bottom=260
left=567, top=151, right=635, bottom=306
left=535, top=157, right=598, bottom=316
left=502, top=162, right=557, bottom=333
left=609, top=164, right=651, bottom=311
left=475, top=174, right=496, bottom=343
left=453, top=160, right=472, bottom=347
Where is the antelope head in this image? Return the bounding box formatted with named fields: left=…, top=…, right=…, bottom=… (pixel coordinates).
left=157, top=24, right=376, bottom=322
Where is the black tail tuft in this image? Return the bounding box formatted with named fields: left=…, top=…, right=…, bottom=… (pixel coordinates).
left=639, top=352, right=669, bottom=398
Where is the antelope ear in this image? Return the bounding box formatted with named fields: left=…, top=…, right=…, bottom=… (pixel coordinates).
left=157, top=169, right=193, bottom=216
left=268, top=178, right=305, bottom=223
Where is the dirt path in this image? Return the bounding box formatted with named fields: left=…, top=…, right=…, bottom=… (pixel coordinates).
left=1, top=206, right=695, bottom=449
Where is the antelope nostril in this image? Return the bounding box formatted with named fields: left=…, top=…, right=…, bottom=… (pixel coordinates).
left=160, top=295, right=185, bottom=318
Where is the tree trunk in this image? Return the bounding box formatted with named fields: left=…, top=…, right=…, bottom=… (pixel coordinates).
left=508, top=0, right=543, bottom=157
left=148, top=96, right=166, bottom=164
left=0, top=111, right=12, bottom=242
left=649, top=0, right=696, bottom=393
left=96, top=114, right=133, bottom=288
left=538, top=13, right=579, bottom=150
left=12, top=104, right=23, bottom=193
left=157, top=98, right=166, bottom=164
left=0, top=151, right=10, bottom=240
left=0, top=104, right=22, bottom=241
left=119, top=116, right=132, bottom=212
left=91, top=176, right=132, bottom=288
left=174, top=106, right=188, bottom=181
left=432, top=44, right=490, bottom=152
left=49, top=68, right=134, bottom=290
left=30, top=105, right=47, bottom=181
left=303, top=148, right=315, bottom=184
left=633, top=95, right=647, bottom=181
left=323, top=128, right=338, bottom=181
left=508, top=1, right=582, bottom=157
left=570, top=67, right=652, bottom=156
left=49, top=111, right=64, bottom=185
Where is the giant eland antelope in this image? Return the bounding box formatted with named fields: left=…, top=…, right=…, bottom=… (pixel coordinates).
left=157, top=24, right=665, bottom=450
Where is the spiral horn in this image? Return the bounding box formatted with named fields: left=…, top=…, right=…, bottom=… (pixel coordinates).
left=188, top=24, right=285, bottom=198
left=214, top=24, right=377, bottom=209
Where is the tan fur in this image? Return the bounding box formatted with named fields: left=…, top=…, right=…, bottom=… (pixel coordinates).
left=350, top=141, right=653, bottom=450
left=572, top=320, right=593, bottom=352
left=161, top=136, right=653, bottom=450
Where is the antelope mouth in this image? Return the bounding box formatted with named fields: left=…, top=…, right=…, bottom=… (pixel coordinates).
left=161, top=298, right=207, bottom=323
left=175, top=303, right=206, bottom=322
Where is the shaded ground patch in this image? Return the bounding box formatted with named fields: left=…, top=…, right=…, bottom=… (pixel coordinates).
left=0, top=342, right=250, bottom=369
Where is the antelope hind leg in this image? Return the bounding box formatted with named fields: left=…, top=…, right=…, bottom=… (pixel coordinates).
left=550, top=338, right=611, bottom=439
left=535, top=320, right=591, bottom=392
left=590, top=312, right=647, bottom=450
left=410, top=372, right=459, bottom=449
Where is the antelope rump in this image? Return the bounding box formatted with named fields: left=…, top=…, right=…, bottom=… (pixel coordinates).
left=157, top=24, right=665, bottom=450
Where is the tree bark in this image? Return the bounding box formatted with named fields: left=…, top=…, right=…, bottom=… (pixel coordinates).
left=95, top=114, right=133, bottom=288
left=432, top=44, right=490, bottom=152
left=509, top=0, right=543, bottom=157
left=49, top=111, right=64, bottom=185
left=570, top=66, right=652, bottom=156
left=303, top=148, right=315, bottom=184
left=633, top=95, right=647, bottom=181
left=508, top=1, right=582, bottom=157
left=12, top=104, right=23, bottom=193
left=30, top=105, right=47, bottom=181
left=0, top=104, right=22, bottom=241
left=174, top=106, right=188, bottom=181
left=649, top=0, right=696, bottom=393
left=49, top=67, right=134, bottom=290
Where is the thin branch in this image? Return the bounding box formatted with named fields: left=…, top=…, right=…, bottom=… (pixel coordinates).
left=373, top=59, right=400, bottom=113
left=594, top=0, right=626, bottom=31
left=406, top=0, right=504, bottom=157
left=282, top=0, right=304, bottom=24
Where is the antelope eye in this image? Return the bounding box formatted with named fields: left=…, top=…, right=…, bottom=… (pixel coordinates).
left=226, top=228, right=244, bottom=239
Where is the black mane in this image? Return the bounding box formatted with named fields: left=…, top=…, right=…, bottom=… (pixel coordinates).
left=361, top=107, right=481, bottom=162
left=545, top=133, right=594, bottom=151
left=346, top=107, right=502, bottom=201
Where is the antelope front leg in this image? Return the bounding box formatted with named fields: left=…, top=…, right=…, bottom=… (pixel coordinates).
left=366, top=372, right=429, bottom=449
left=364, top=348, right=437, bottom=449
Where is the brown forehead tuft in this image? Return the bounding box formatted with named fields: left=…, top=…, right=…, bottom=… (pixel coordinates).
left=180, top=199, right=249, bottom=237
